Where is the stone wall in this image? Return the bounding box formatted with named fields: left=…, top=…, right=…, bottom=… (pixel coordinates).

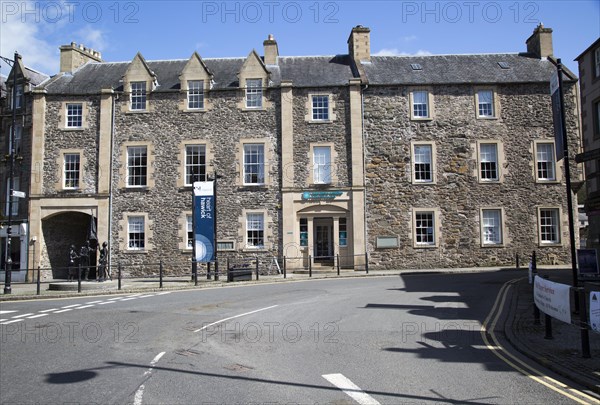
left=110, top=89, right=281, bottom=275
left=364, top=82, right=581, bottom=269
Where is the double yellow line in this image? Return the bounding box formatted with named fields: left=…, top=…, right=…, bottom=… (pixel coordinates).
left=481, top=277, right=599, bottom=404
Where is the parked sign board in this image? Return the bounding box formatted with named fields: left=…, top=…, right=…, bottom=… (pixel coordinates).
left=590, top=291, right=600, bottom=334
left=577, top=249, right=599, bottom=279
left=533, top=276, right=571, bottom=324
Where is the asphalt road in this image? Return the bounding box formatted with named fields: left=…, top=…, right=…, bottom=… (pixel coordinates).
left=0, top=270, right=591, bottom=404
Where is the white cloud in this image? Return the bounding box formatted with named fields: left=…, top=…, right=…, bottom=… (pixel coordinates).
left=0, top=4, right=59, bottom=74
left=373, top=48, right=433, bottom=57
left=74, top=26, right=108, bottom=53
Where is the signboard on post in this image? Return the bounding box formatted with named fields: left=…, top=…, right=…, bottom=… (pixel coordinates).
left=193, top=181, right=215, bottom=263
left=577, top=249, right=599, bottom=279
left=533, top=276, right=571, bottom=324
left=590, top=291, right=600, bottom=334
left=550, top=72, right=564, bottom=161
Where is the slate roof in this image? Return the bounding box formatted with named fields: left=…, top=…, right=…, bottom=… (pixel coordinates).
left=42, top=52, right=562, bottom=94
left=364, top=53, right=557, bottom=85
left=23, top=66, right=50, bottom=86
left=0, top=76, right=6, bottom=99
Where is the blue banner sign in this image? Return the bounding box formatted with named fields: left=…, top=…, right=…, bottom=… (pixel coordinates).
left=193, top=181, right=215, bottom=263
left=302, top=191, right=343, bottom=200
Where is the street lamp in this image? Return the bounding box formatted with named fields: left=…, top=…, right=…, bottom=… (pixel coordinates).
left=2, top=51, right=19, bottom=294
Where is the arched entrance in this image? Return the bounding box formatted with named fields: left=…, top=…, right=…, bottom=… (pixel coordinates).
left=41, top=212, right=97, bottom=279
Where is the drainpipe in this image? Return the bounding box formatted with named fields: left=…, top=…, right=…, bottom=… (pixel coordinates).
left=108, top=92, right=116, bottom=273
left=361, top=84, right=369, bottom=260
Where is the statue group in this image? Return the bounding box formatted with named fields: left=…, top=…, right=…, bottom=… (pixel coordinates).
left=67, top=241, right=109, bottom=282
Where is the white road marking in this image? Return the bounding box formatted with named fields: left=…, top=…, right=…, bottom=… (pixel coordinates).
left=61, top=304, right=81, bottom=309
left=108, top=297, right=122, bottom=301
left=120, top=297, right=138, bottom=301
left=0, top=310, right=18, bottom=314
left=194, top=305, right=279, bottom=333
left=39, top=308, right=58, bottom=313
left=11, top=313, right=34, bottom=319
left=98, top=301, right=116, bottom=305
left=54, top=309, right=73, bottom=313
left=156, top=292, right=171, bottom=295
left=322, top=374, right=381, bottom=405
left=1, top=319, right=23, bottom=325
left=27, top=314, right=49, bottom=319
left=0, top=319, right=6, bottom=322
left=133, top=352, right=165, bottom=405
left=75, top=305, right=94, bottom=309
left=86, top=300, right=103, bottom=304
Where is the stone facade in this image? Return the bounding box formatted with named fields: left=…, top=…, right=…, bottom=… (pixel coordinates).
left=5, top=24, right=584, bottom=280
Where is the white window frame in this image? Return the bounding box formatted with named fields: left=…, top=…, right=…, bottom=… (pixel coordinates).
left=477, top=90, right=494, bottom=118
left=412, top=143, right=435, bottom=184
left=411, top=90, right=430, bottom=119
left=538, top=208, right=561, bottom=245
left=243, top=144, right=265, bottom=185
left=245, top=79, right=263, bottom=109
left=185, top=144, right=207, bottom=185
left=413, top=210, right=437, bottom=247
left=127, top=146, right=148, bottom=187
left=127, top=216, right=146, bottom=250
left=246, top=212, right=264, bottom=248
left=478, top=142, right=499, bottom=182
left=313, top=146, right=332, bottom=184
left=186, top=214, right=193, bottom=249
left=535, top=142, right=556, bottom=182
left=63, top=153, right=81, bottom=189
left=187, top=80, right=204, bottom=110
left=130, top=81, right=147, bottom=111
left=66, top=103, right=83, bottom=128
left=311, top=95, right=329, bottom=121
left=339, top=218, right=348, bottom=247
left=481, top=208, right=503, bottom=246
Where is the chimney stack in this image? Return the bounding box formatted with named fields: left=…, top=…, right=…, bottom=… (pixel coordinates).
left=348, top=25, right=371, bottom=62
left=526, top=23, right=553, bottom=58
left=59, top=42, right=102, bottom=73
left=263, top=34, right=279, bottom=65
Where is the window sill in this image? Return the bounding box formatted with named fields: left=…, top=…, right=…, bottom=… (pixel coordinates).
left=125, top=110, right=151, bottom=114
left=478, top=180, right=501, bottom=184
left=410, top=117, right=433, bottom=122
left=413, top=244, right=438, bottom=249
left=412, top=181, right=437, bottom=185
left=308, top=120, right=333, bottom=124
left=242, top=248, right=268, bottom=253
left=182, top=109, right=207, bottom=113
left=61, top=127, right=86, bottom=131
left=122, top=187, right=151, bottom=192
left=535, top=180, right=560, bottom=184
left=241, top=107, right=265, bottom=112
left=538, top=242, right=563, bottom=248
left=481, top=243, right=506, bottom=248
left=476, top=116, right=498, bottom=120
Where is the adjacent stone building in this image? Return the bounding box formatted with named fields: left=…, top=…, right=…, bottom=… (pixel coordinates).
left=1, top=25, right=583, bottom=279
left=576, top=38, right=600, bottom=253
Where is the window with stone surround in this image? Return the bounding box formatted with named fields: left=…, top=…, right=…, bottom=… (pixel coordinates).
left=478, top=142, right=500, bottom=182
left=246, top=212, right=264, bottom=248
left=8, top=125, right=22, bottom=156
left=187, top=80, right=204, bottom=110
left=127, top=146, right=148, bottom=187
left=410, top=90, right=431, bottom=120
left=243, top=143, right=265, bottom=184
left=476, top=90, right=495, bottom=118
left=10, top=84, right=23, bottom=110
left=538, top=208, right=560, bottom=245
left=313, top=146, right=332, bottom=184
left=411, top=142, right=436, bottom=184
left=481, top=208, right=503, bottom=246
left=130, top=81, right=147, bottom=110
left=245, top=79, right=262, bottom=108
left=66, top=103, right=83, bottom=128
left=312, top=95, right=329, bottom=121
left=127, top=216, right=146, bottom=250
left=535, top=142, right=556, bottom=182
left=185, top=144, right=207, bottom=185
left=63, top=153, right=81, bottom=189
left=412, top=209, right=439, bottom=248
left=339, top=218, right=347, bottom=247
left=186, top=214, right=193, bottom=249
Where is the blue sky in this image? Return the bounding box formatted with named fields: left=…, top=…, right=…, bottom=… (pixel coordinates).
left=1, top=1, right=598, bottom=77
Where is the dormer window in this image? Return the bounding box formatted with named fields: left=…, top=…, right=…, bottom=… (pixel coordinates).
left=187, top=80, right=204, bottom=109
left=246, top=79, right=262, bottom=108
left=131, top=81, right=147, bottom=110
left=11, top=85, right=23, bottom=110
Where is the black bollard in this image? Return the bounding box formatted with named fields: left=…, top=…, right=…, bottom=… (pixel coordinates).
left=159, top=260, right=163, bottom=288
left=36, top=266, right=41, bottom=295
left=283, top=256, right=287, bottom=279
left=77, top=263, right=82, bottom=293
left=309, top=256, right=312, bottom=277
left=337, top=254, right=340, bottom=276
left=118, top=263, right=122, bottom=290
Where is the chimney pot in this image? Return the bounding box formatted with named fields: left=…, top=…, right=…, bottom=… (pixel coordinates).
left=263, top=34, right=279, bottom=65
left=526, top=23, right=553, bottom=58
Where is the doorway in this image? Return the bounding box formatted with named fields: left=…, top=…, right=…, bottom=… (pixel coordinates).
left=314, top=218, right=333, bottom=263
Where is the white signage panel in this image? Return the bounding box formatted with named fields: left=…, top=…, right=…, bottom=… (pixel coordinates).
left=533, top=276, right=571, bottom=324
left=590, top=291, right=600, bottom=334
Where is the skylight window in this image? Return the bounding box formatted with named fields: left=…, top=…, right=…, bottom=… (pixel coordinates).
left=498, top=61, right=510, bottom=69
left=410, top=63, right=423, bottom=71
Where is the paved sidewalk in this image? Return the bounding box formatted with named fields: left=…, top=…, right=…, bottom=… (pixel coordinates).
left=2, top=266, right=599, bottom=394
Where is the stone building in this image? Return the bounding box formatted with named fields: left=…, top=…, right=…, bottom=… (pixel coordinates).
left=0, top=57, right=48, bottom=281
left=576, top=38, right=600, bottom=253
left=1, top=25, right=582, bottom=279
